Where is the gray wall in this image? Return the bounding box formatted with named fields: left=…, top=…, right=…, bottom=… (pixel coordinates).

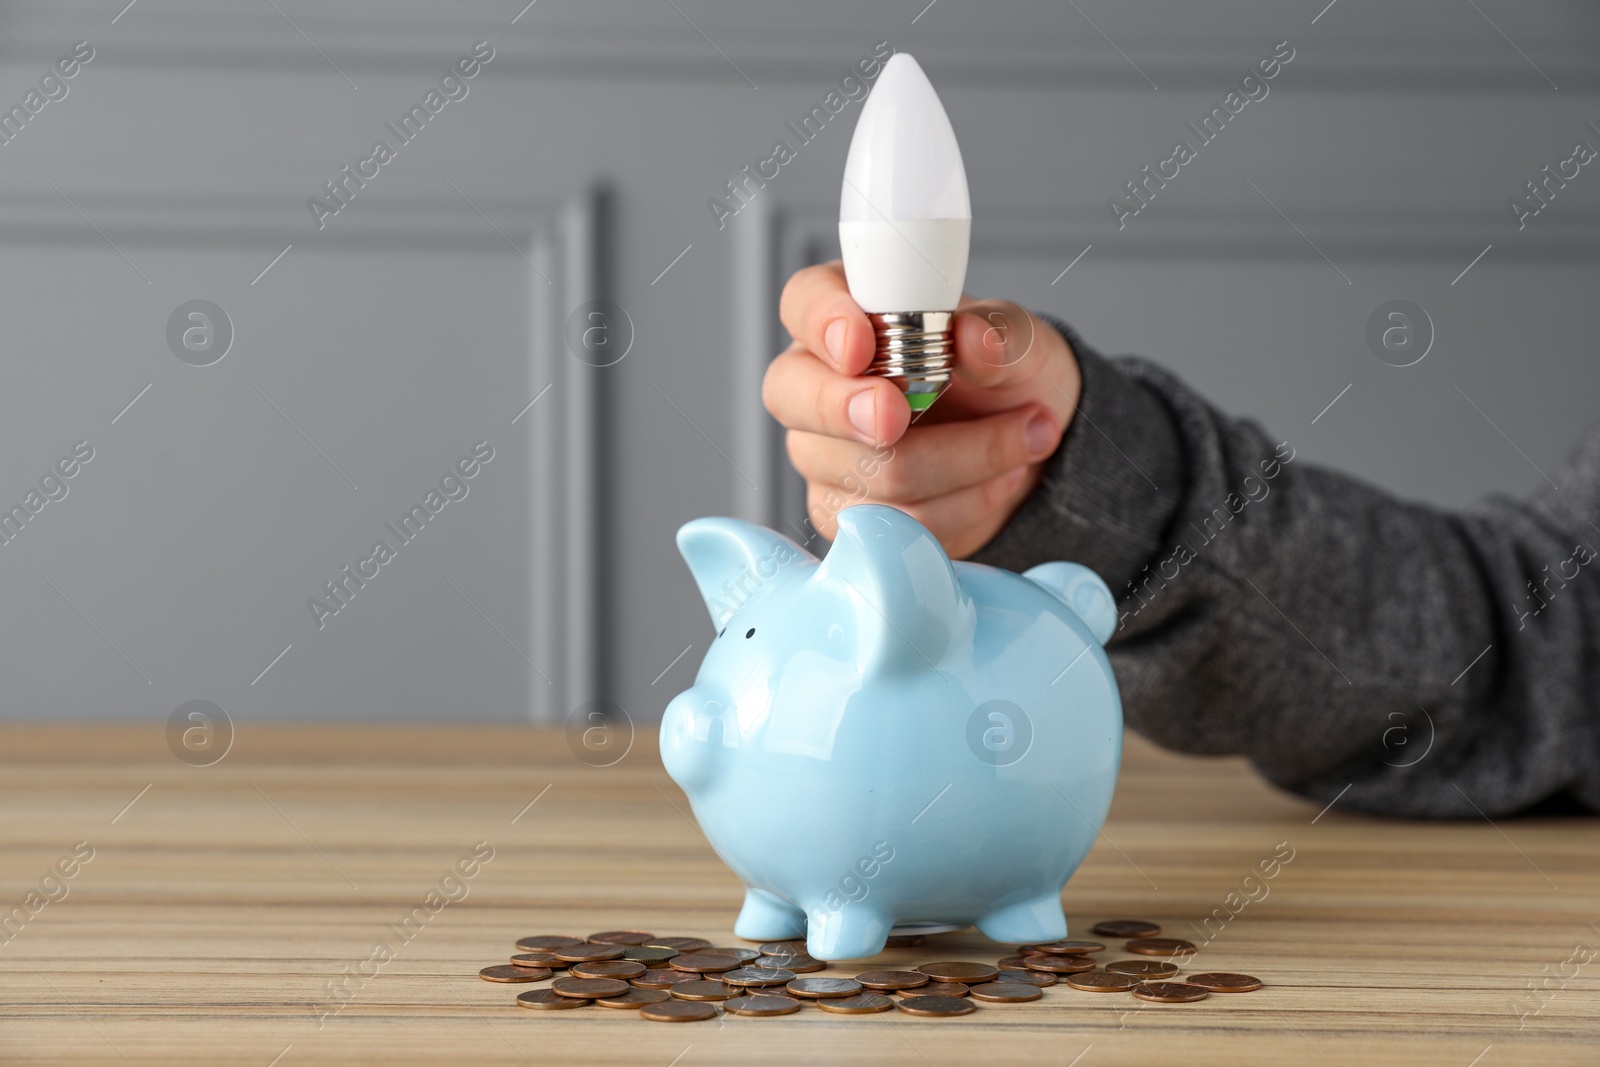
left=0, top=1, right=1595, bottom=727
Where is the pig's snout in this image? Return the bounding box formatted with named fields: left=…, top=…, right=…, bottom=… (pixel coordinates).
left=660, top=687, right=733, bottom=794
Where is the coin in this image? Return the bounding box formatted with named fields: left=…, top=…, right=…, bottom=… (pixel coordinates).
left=1185, top=972, right=1263, bottom=993
left=670, top=980, right=737, bottom=1001
left=516, top=989, right=585, bottom=1010
left=588, top=930, right=656, bottom=945
left=595, top=987, right=672, bottom=1008
left=995, top=969, right=1056, bottom=987
left=995, top=956, right=1032, bottom=969
left=632, top=967, right=695, bottom=989
left=722, top=967, right=796, bottom=988
left=786, top=977, right=862, bottom=999
left=757, top=953, right=824, bottom=973
left=505, top=966, right=553, bottom=981
left=570, top=960, right=647, bottom=980
left=1030, top=940, right=1105, bottom=955
left=968, top=982, right=1043, bottom=1003
left=917, top=962, right=998, bottom=983
left=1105, top=960, right=1179, bottom=979
left=897, top=995, right=976, bottom=1017
left=855, top=970, right=929, bottom=991
left=707, top=947, right=761, bottom=962
left=516, top=935, right=585, bottom=951
left=551, top=977, right=629, bottom=998
left=1022, top=955, right=1095, bottom=974
left=896, top=982, right=969, bottom=998
left=758, top=941, right=806, bottom=955
left=510, top=954, right=562, bottom=970
left=480, top=965, right=549, bottom=983
left=640, top=1000, right=719, bottom=1022
left=652, top=937, right=712, bottom=952
left=725, top=994, right=803, bottom=1017
left=1125, top=938, right=1197, bottom=958
left=1092, top=920, right=1161, bottom=939
left=817, top=992, right=896, bottom=1014
left=671, top=953, right=742, bottom=973
left=624, top=946, right=678, bottom=964
left=555, top=944, right=626, bottom=963
left=1066, top=972, right=1141, bottom=992
left=1133, top=981, right=1208, bottom=1003
left=884, top=934, right=926, bottom=948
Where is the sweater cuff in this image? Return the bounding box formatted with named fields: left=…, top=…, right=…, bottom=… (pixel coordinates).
left=969, top=315, right=1185, bottom=592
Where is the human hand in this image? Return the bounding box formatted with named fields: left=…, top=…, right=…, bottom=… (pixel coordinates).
left=763, top=261, right=1082, bottom=558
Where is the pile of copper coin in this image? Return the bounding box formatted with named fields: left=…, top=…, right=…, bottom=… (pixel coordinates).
left=479, top=920, right=1262, bottom=1021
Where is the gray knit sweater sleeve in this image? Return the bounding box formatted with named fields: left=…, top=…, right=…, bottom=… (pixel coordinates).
left=971, top=316, right=1600, bottom=818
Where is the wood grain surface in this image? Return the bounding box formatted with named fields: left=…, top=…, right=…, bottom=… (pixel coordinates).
left=0, top=725, right=1594, bottom=1065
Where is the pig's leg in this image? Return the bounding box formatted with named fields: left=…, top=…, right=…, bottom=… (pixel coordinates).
left=805, top=904, right=891, bottom=961
left=975, top=892, right=1068, bottom=944
left=733, top=886, right=806, bottom=941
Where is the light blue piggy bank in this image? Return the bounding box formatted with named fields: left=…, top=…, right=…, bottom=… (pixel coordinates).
left=660, top=504, right=1122, bottom=961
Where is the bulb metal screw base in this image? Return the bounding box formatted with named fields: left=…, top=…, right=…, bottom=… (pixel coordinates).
left=865, top=311, right=954, bottom=411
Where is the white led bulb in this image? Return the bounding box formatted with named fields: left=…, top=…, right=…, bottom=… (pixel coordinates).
left=840, top=52, right=971, bottom=411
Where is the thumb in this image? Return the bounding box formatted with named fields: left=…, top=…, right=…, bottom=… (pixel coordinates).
left=947, top=299, right=1079, bottom=423
left=952, top=300, right=1061, bottom=390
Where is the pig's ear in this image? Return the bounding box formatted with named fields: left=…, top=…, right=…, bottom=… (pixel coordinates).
left=817, top=505, right=975, bottom=679
left=677, top=517, right=815, bottom=625
left=1025, top=561, right=1116, bottom=645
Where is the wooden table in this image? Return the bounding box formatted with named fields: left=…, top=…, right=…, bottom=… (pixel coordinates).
left=0, top=725, right=1594, bottom=1065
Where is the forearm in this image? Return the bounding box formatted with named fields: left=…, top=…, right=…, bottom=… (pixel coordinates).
left=974, top=319, right=1600, bottom=816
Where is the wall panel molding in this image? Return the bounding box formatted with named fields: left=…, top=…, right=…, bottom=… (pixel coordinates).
left=0, top=166, right=606, bottom=725
left=772, top=199, right=1600, bottom=265
left=8, top=1, right=1597, bottom=92
left=730, top=198, right=809, bottom=541
left=528, top=184, right=611, bottom=725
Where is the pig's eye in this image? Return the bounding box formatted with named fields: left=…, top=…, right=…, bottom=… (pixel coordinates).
left=745, top=628, right=756, bottom=639
left=718, top=627, right=726, bottom=638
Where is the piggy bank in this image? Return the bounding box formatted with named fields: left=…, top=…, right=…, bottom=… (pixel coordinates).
left=660, top=504, right=1122, bottom=961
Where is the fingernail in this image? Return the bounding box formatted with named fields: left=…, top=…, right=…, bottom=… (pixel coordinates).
left=847, top=388, right=876, bottom=442
left=1025, top=413, right=1056, bottom=460
left=824, top=319, right=847, bottom=367
left=979, top=311, right=1009, bottom=361
left=986, top=320, right=1008, bottom=354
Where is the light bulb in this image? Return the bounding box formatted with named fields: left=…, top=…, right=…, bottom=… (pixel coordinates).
left=839, top=52, right=971, bottom=411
